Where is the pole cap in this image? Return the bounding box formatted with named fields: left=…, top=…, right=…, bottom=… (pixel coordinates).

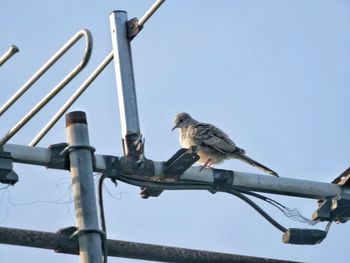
left=65, top=111, right=87, bottom=127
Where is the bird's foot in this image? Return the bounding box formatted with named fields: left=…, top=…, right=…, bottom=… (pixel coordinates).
left=199, top=159, right=212, bottom=171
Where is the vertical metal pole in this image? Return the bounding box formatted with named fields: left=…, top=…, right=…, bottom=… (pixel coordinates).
left=65, top=111, right=102, bottom=263
left=109, top=11, right=142, bottom=157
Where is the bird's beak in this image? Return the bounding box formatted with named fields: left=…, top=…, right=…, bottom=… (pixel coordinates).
left=172, top=125, right=177, bottom=131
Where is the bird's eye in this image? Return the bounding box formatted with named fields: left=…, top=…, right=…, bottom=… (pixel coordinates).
left=179, top=119, right=183, bottom=123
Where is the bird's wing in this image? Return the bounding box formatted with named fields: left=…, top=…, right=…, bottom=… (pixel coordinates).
left=190, top=123, right=236, bottom=153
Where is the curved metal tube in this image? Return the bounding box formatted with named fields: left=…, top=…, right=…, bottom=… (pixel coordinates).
left=0, top=29, right=92, bottom=116
left=0, top=29, right=92, bottom=145
left=29, top=51, right=113, bottom=146
left=0, top=45, right=19, bottom=67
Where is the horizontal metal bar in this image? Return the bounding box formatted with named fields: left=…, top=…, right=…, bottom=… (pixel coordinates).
left=2, top=143, right=106, bottom=173
left=2, top=143, right=345, bottom=200
left=29, top=51, right=113, bottom=146
left=3, top=143, right=51, bottom=166
left=0, top=45, right=19, bottom=66
left=0, top=227, right=295, bottom=263
left=138, top=0, right=166, bottom=28
left=177, top=167, right=343, bottom=200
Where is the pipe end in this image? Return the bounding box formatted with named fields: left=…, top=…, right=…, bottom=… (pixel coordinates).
left=65, top=111, right=87, bottom=127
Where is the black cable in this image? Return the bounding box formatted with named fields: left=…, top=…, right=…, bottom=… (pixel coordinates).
left=98, top=174, right=107, bottom=233
left=226, top=188, right=287, bottom=233
left=118, top=172, right=288, bottom=232
left=231, top=186, right=286, bottom=212
left=97, top=174, right=108, bottom=263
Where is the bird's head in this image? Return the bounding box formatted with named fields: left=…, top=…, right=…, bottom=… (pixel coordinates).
left=172, top=112, right=192, bottom=131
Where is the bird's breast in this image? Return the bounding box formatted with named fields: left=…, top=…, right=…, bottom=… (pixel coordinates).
left=179, top=128, right=196, bottom=148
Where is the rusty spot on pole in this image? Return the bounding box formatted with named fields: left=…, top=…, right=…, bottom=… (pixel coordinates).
left=65, top=111, right=87, bottom=127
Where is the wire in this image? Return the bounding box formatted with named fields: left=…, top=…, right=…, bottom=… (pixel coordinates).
left=116, top=172, right=315, bottom=233
left=97, top=174, right=108, bottom=263
left=231, top=186, right=317, bottom=226
left=226, top=188, right=287, bottom=233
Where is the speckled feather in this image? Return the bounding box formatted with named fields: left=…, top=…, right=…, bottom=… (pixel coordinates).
left=173, top=112, right=278, bottom=176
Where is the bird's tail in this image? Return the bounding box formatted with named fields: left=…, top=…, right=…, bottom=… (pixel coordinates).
left=233, top=148, right=279, bottom=177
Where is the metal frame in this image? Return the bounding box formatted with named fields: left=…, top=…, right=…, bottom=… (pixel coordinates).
left=2, top=142, right=347, bottom=201
left=1, top=0, right=349, bottom=262
left=29, top=51, right=113, bottom=146
left=110, top=11, right=142, bottom=158
left=0, top=29, right=92, bottom=145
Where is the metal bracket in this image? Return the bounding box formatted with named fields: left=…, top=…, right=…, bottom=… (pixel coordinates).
left=55, top=225, right=106, bottom=256
left=163, top=146, right=199, bottom=176
left=55, top=226, right=79, bottom=254
left=209, top=169, right=234, bottom=193
left=140, top=147, right=199, bottom=199
left=313, top=167, right=350, bottom=223
left=0, top=147, right=19, bottom=185
left=127, top=18, right=143, bottom=40
left=312, top=199, right=332, bottom=222
left=313, top=195, right=350, bottom=223
left=101, top=155, right=121, bottom=179
left=46, top=142, right=97, bottom=171
left=46, top=143, right=70, bottom=170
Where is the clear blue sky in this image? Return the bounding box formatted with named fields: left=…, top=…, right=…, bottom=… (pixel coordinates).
left=1, top=1, right=350, bottom=262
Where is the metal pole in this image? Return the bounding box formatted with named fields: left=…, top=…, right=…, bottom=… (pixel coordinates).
left=0, top=45, right=19, bottom=66
left=65, top=111, right=103, bottom=263
left=0, top=227, right=297, bottom=263
left=109, top=11, right=141, bottom=156
left=138, top=0, right=166, bottom=28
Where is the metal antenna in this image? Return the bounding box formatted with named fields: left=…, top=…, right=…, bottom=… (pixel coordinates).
left=0, top=45, right=19, bottom=67
left=2, top=1, right=345, bottom=262
left=0, top=29, right=92, bottom=146
left=20, top=1, right=166, bottom=146
left=0, top=30, right=92, bottom=117
left=30, top=51, right=113, bottom=146
left=138, top=0, right=166, bottom=27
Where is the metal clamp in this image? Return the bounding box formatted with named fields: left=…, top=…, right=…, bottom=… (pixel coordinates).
left=0, top=147, right=19, bottom=185
left=46, top=143, right=96, bottom=170
left=313, top=167, right=350, bottom=223
left=70, top=228, right=106, bottom=240
left=55, top=226, right=106, bottom=254
left=101, top=155, right=120, bottom=179
left=210, top=169, right=234, bottom=193
left=127, top=18, right=143, bottom=40
left=60, top=144, right=96, bottom=155
left=55, top=226, right=79, bottom=254
left=140, top=147, right=199, bottom=199
left=46, top=143, right=70, bottom=170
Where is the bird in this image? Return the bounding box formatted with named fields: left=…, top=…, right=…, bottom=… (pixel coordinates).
left=172, top=112, right=278, bottom=177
